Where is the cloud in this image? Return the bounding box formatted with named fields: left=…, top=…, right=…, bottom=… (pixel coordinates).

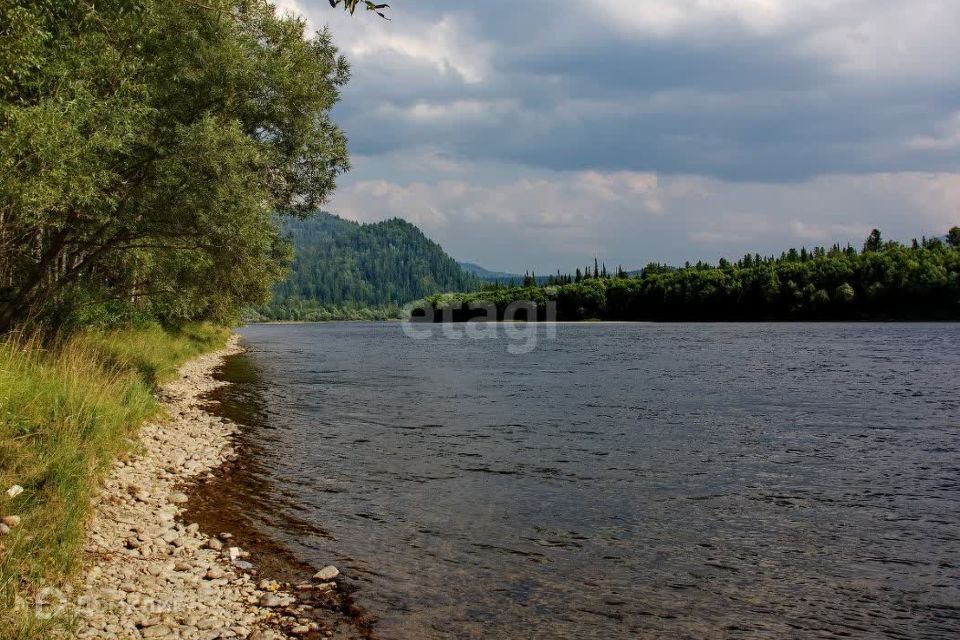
left=344, top=15, right=492, bottom=84
left=333, top=170, right=662, bottom=229
left=908, top=112, right=960, bottom=151
left=331, top=157, right=960, bottom=271
left=274, top=2, right=960, bottom=267
left=277, top=0, right=492, bottom=83
left=584, top=0, right=798, bottom=38
left=798, top=1, right=960, bottom=81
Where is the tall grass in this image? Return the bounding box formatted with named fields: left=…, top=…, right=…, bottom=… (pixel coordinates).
left=0, top=323, right=229, bottom=639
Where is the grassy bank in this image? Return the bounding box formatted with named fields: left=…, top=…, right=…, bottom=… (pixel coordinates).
left=0, top=323, right=229, bottom=639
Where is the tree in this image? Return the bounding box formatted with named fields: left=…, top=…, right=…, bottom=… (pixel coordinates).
left=863, top=229, right=883, bottom=253
left=1, top=0, right=350, bottom=332
left=422, top=232, right=960, bottom=322
left=948, top=226, right=960, bottom=247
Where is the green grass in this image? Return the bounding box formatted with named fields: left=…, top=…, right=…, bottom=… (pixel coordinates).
left=0, top=323, right=229, bottom=639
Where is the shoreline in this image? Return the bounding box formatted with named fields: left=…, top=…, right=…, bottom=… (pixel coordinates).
left=70, top=335, right=339, bottom=640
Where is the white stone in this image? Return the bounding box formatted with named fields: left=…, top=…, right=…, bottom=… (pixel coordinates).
left=258, top=593, right=283, bottom=608
left=205, top=567, right=226, bottom=580
left=313, top=566, right=339, bottom=581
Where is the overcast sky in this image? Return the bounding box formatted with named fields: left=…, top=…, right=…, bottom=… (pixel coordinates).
left=278, top=0, right=960, bottom=272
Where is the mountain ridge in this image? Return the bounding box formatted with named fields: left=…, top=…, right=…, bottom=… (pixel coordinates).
left=258, top=212, right=479, bottom=320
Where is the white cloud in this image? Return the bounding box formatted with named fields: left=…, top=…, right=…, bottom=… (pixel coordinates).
left=334, top=170, right=661, bottom=229
left=908, top=112, right=960, bottom=151
left=344, top=16, right=492, bottom=84
left=275, top=3, right=493, bottom=84
left=584, top=0, right=809, bottom=37
left=799, top=1, right=960, bottom=81
left=583, top=0, right=960, bottom=81
left=330, top=165, right=960, bottom=271
left=380, top=99, right=520, bottom=124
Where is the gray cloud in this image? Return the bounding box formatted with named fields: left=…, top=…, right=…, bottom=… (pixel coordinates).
left=279, top=0, right=960, bottom=268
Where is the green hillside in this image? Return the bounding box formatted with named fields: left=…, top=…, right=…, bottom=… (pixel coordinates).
left=258, top=213, right=479, bottom=320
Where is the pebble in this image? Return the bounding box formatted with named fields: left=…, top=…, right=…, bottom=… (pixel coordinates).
left=66, top=337, right=303, bottom=640
left=205, top=567, right=227, bottom=580
left=142, top=625, right=174, bottom=638
left=258, top=594, right=283, bottom=608
left=1, top=515, right=20, bottom=528
left=5, top=485, right=23, bottom=499
left=0, top=524, right=9, bottom=535
left=313, top=565, right=339, bottom=581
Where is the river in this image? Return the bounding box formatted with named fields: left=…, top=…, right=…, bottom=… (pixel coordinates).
left=202, top=322, right=960, bottom=639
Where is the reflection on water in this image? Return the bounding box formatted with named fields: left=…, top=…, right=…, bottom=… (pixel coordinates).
left=211, top=322, right=960, bottom=639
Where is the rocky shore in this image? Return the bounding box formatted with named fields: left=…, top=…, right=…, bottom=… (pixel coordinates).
left=69, top=336, right=338, bottom=640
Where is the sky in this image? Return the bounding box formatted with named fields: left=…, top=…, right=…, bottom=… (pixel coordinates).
left=278, top=0, right=960, bottom=273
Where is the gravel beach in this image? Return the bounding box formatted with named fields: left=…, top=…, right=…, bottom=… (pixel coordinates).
left=69, top=336, right=327, bottom=640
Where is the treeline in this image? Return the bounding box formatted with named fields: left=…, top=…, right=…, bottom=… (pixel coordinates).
left=0, top=0, right=350, bottom=334
left=258, top=213, right=478, bottom=320
left=418, top=229, right=960, bottom=321
left=250, top=303, right=402, bottom=322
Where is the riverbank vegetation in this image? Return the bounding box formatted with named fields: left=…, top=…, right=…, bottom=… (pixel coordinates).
left=0, top=1, right=362, bottom=636
left=251, top=302, right=404, bottom=322
left=0, top=0, right=350, bottom=334
left=418, top=230, right=960, bottom=321
left=0, top=324, right=228, bottom=638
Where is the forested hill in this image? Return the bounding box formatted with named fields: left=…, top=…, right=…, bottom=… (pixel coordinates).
left=259, top=213, right=479, bottom=320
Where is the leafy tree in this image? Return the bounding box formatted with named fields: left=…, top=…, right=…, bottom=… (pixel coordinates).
left=863, top=228, right=883, bottom=253
left=419, top=229, right=960, bottom=321
left=1, top=0, right=350, bottom=332
left=948, top=226, right=960, bottom=247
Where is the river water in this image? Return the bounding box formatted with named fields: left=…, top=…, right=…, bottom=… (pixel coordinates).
left=210, top=322, right=960, bottom=639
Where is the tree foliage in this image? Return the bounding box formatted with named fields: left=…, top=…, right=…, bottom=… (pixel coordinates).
left=329, top=0, right=390, bottom=18
left=0, top=0, right=350, bottom=332
left=948, top=226, right=960, bottom=248
left=420, top=232, right=960, bottom=321
left=260, top=212, right=479, bottom=320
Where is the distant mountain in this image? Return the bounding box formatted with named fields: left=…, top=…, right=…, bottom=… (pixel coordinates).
left=459, top=262, right=524, bottom=282
left=259, top=213, right=479, bottom=320
left=459, top=262, right=559, bottom=285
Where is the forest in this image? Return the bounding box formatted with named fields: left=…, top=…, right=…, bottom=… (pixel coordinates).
left=417, top=229, right=960, bottom=322
left=257, top=213, right=479, bottom=321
